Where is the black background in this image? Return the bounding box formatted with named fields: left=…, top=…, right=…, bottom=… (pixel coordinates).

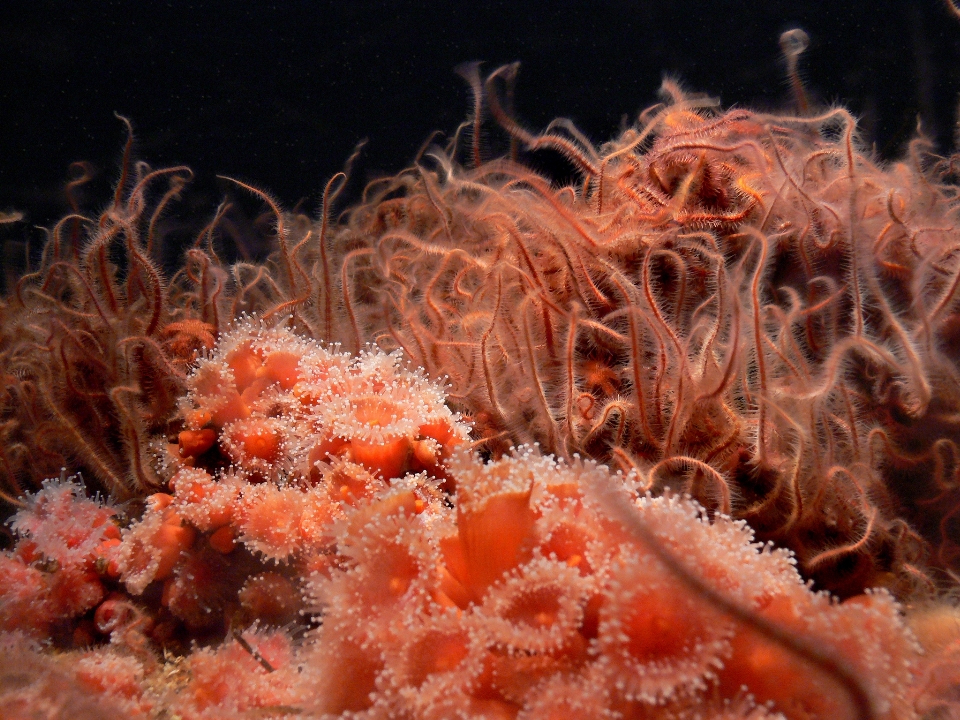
left=3, top=0, right=960, bottom=229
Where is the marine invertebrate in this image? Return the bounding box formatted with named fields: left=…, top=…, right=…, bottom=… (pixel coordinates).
left=284, top=66, right=960, bottom=598
left=164, top=627, right=301, bottom=719
left=0, top=476, right=119, bottom=639
left=173, top=317, right=468, bottom=485
left=0, top=318, right=469, bottom=652
left=0, top=324, right=947, bottom=719
left=302, top=447, right=919, bottom=720
left=112, top=319, right=468, bottom=638
left=0, top=632, right=149, bottom=719
left=5, top=65, right=954, bottom=601
left=0, top=122, right=213, bottom=500
left=4, top=34, right=960, bottom=716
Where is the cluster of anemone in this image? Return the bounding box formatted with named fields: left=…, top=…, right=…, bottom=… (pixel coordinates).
left=0, top=320, right=466, bottom=656
left=305, top=447, right=920, bottom=720
left=0, top=627, right=300, bottom=719
left=0, top=478, right=119, bottom=641
left=170, top=318, right=466, bottom=485
left=115, top=320, right=469, bottom=638
left=2, top=435, right=957, bottom=718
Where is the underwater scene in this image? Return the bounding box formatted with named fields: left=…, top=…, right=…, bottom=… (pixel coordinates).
left=4, top=1, right=960, bottom=718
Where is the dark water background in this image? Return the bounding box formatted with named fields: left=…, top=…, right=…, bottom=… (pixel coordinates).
left=2, top=0, right=960, bottom=231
